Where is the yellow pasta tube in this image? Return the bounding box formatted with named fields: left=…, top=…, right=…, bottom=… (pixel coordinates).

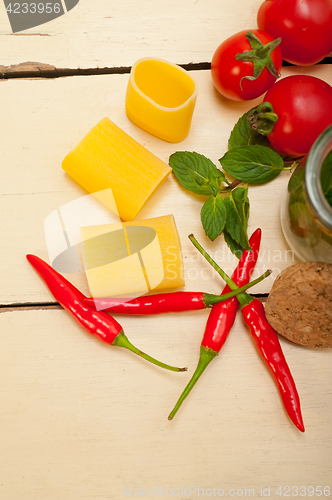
left=126, top=58, right=198, bottom=143
left=80, top=215, right=184, bottom=298
left=62, top=118, right=172, bottom=221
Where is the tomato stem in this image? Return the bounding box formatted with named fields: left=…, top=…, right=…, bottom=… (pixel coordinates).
left=247, top=101, right=279, bottom=135
left=236, top=31, right=282, bottom=89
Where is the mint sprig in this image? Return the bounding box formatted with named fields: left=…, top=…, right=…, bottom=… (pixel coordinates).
left=169, top=151, right=251, bottom=256
left=169, top=109, right=301, bottom=257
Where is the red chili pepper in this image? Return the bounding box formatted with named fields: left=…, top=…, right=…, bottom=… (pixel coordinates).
left=168, top=228, right=262, bottom=420
left=85, top=292, right=208, bottom=313
left=188, top=235, right=305, bottom=432
left=241, top=298, right=304, bottom=432
left=83, top=271, right=269, bottom=314
left=26, top=254, right=187, bottom=372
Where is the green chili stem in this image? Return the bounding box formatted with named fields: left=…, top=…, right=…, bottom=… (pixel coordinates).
left=168, top=346, right=217, bottom=420
left=203, top=268, right=271, bottom=306
left=188, top=234, right=254, bottom=308
left=113, top=332, right=187, bottom=372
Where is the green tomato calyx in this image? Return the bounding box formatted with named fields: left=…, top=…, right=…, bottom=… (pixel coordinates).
left=247, top=101, right=279, bottom=136
left=236, top=31, right=282, bottom=89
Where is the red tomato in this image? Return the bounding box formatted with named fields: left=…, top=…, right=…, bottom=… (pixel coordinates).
left=263, top=75, right=332, bottom=157
left=211, top=29, right=283, bottom=101
left=257, top=0, right=332, bottom=66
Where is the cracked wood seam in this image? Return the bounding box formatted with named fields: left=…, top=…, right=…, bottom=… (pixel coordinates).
left=1, top=59, right=331, bottom=80
left=0, top=61, right=212, bottom=79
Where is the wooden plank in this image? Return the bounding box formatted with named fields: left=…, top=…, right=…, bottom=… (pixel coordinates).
left=0, top=308, right=331, bottom=499
left=2, top=64, right=332, bottom=305
left=0, top=0, right=264, bottom=70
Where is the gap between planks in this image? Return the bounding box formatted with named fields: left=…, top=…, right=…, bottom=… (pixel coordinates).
left=0, top=302, right=62, bottom=313
left=1, top=58, right=332, bottom=80
left=0, top=61, right=211, bottom=80
left=0, top=295, right=268, bottom=313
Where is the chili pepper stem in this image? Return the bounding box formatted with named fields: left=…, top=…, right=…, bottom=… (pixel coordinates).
left=168, top=346, right=217, bottom=420
left=188, top=234, right=254, bottom=308
left=112, top=331, right=187, bottom=372
left=204, top=269, right=271, bottom=307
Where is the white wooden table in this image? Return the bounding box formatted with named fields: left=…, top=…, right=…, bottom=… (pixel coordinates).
left=1, top=2, right=331, bottom=499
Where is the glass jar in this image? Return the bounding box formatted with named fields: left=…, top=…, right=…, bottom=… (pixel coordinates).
left=281, top=125, right=332, bottom=263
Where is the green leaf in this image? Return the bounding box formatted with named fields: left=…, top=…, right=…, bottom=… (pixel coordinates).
left=321, top=151, right=332, bottom=207
left=224, top=186, right=251, bottom=252
left=201, top=194, right=227, bottom=241
left=210, top=168, right=229, bottom=184
left=324, top=187, right=332, bottom=207
left=228, top=108, right=270, bottom=150
left=223, top=230, right=246, bottom=259
left=288, top=164, right=305, bottom=193
left=169, top=151, right=222, bottom=196
left=219, top=145, right=284, bottom=184
left=210, top=169, right=229, bottom=196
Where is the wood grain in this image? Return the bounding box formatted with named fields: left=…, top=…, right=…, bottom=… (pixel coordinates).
left=2, top=65, right=332, bottom=305
left=1, top=308, right=331, bottom=499
left=0, top=0, right=263, bottom=70
left=1, top=2, right=332, bottom=496
left=0, top=61, right=57, bottom=77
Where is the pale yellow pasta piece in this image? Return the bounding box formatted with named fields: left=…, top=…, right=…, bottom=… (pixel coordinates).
left=80, top=215, right=184, bottom=298
left=62, top=118, right=172, bottom=221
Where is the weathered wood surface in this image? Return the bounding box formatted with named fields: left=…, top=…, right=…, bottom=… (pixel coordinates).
left=1, top=308, right=331, bottom=499
left=2, top=65, right=332, bottom=305
left=0, top=0, right=264, bottom=72
left=1, top=1, right=332, bottom=497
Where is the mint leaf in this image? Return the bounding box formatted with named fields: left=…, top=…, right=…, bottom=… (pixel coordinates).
left=223, top=230, right=246, bottom=259
left=321, top=151, right=332, bottom=207
left=288, top=164, right=305, bottom=193
left=210, top=168, right=229, bottom=184
left=224, top=186, right=251, bottom=252
left=219, top=145, right=284, bottom=184
left=228, top=108, right=270, bottom=150
left=169, top=151, right=252, bottom=256
left=324, top=187, right=332, bottom=207
left=201, top=194, right=227, bottom=241
left=169, top=151, right=222, bottom=196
